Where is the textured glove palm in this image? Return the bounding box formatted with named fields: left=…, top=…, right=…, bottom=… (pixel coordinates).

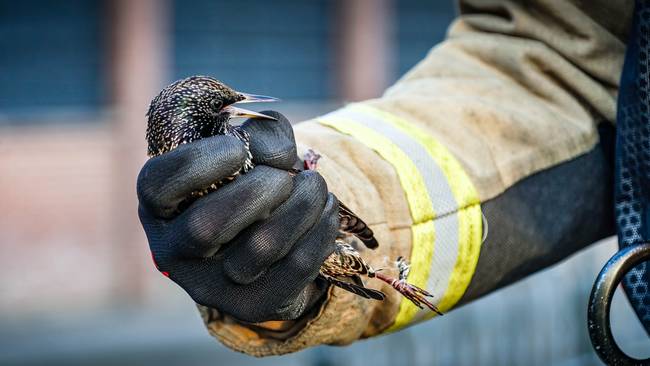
left=137, top=112, right=338, bottom=322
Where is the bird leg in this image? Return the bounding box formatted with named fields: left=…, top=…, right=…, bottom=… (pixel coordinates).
left=303, top=149, right=321, bottom=170
left=371, top=257, right=444, bottom=316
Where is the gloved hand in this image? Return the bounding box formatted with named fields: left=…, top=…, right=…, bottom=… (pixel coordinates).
left=137, top=111, right=339, bottom=323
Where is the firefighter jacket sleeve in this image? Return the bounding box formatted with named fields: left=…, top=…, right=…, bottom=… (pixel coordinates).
left=198, top=0, right=633, bottom=356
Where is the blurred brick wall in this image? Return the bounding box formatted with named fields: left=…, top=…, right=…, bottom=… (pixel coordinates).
left=0, top=125, right=153, bottom=315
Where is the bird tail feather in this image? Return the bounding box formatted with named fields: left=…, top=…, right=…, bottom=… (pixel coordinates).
left=321, top=275, right=385, bottom=300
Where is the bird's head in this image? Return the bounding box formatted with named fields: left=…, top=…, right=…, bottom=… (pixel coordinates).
left=145, top=75, right=278, bottom=156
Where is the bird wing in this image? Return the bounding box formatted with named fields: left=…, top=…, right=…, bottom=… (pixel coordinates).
left=337, top=201, right=379, bottom=249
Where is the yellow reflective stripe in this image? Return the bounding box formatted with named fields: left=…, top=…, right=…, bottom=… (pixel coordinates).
left=316, top=115, right=436, bottom=224
left=435, top=204, right=482, bottom=315
left=349, top=104, right=482, bottom=325
left=315, top=116, right=437, bottom=326
left=403, top=221, right=436, bottom=326
left=317, top=105, right=483, bottom=332
left=320, top=107, right=459, bottom=328
left=352, top=104, right=480, bottom=209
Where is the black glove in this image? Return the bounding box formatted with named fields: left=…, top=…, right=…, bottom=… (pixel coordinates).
left=137, top=111, right=339, bottom=322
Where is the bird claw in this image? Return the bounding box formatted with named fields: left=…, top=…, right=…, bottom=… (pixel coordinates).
left=303, top=149, right=321, bottom=170
left=392, top=279, right=443, bottom=316
left=373, top=258, right=444, bottom=316
left=395, top=256, right=411, bottom=281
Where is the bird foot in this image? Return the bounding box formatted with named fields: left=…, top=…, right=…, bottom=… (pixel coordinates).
left=374, top=272, right=443, bottom=315
left=372, top=257, right=444, bottom=315
left=303, top=149, right=321, bottom=170
left=396, top=256, right=410, bottom=281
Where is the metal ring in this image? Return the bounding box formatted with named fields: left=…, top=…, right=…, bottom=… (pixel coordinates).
left=588, top=243, right=650, bottom=366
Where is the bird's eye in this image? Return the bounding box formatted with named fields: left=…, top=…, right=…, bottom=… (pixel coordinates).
left=210, top=99, right=224, bottom=111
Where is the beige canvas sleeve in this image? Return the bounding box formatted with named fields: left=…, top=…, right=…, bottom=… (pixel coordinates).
left=200, top=0, right=631, bottom=356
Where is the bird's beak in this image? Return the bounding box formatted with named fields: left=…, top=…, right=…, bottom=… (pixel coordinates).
left=224, top=105, right=278, bottom=120
left=226, top=92, right=280, bottom=120
left=236, top=92, right=280, bottom=104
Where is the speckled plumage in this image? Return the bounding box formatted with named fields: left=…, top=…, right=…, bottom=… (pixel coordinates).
left=146, top=76, right=442, bottom=314
left=146, top=76, right=252, bottom=170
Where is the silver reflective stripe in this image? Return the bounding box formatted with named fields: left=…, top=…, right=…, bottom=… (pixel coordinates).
left=321, top=107, right=460, bottom=318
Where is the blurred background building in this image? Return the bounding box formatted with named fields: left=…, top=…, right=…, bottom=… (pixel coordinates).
left=0, top=1, right=648, bottom=365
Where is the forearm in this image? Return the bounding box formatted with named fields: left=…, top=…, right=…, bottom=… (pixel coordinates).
left=204, top=108, right=615, bottom=356
left=460, top=124, right=616, bottom=304
left=202, top=1, right=628, bottom=355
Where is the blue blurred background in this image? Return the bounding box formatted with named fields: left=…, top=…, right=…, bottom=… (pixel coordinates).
left=0, top=1, right=648, bottom=365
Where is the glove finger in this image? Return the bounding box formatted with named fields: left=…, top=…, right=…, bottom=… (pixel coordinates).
left=212, top=194, right=338, bottom=322
left=169, top=165, right=293, bottom=258
left=163, top=255, right=229, bottom=310
left=163, top=256, right=323, bottom=322
left=161, top=191, right=335, bottom=322
left=137, top=135, right=248, bottom=219
left=257, top=193, right=339, bottom=305
left=241, top=111, right=299, bottom=170
left=138, top=203, right=173, bottom=271
left=223, top=170, right=329, bottom=285
left=268, top=279, right=329, bottom=321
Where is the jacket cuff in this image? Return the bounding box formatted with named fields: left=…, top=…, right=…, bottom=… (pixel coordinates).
left=197, top=111, right=437, bottom=355
left=198, top=285, right=376, bottom=356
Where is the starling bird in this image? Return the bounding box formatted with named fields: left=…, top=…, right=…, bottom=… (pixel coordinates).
left=146, top=76, right=442, bottom=315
